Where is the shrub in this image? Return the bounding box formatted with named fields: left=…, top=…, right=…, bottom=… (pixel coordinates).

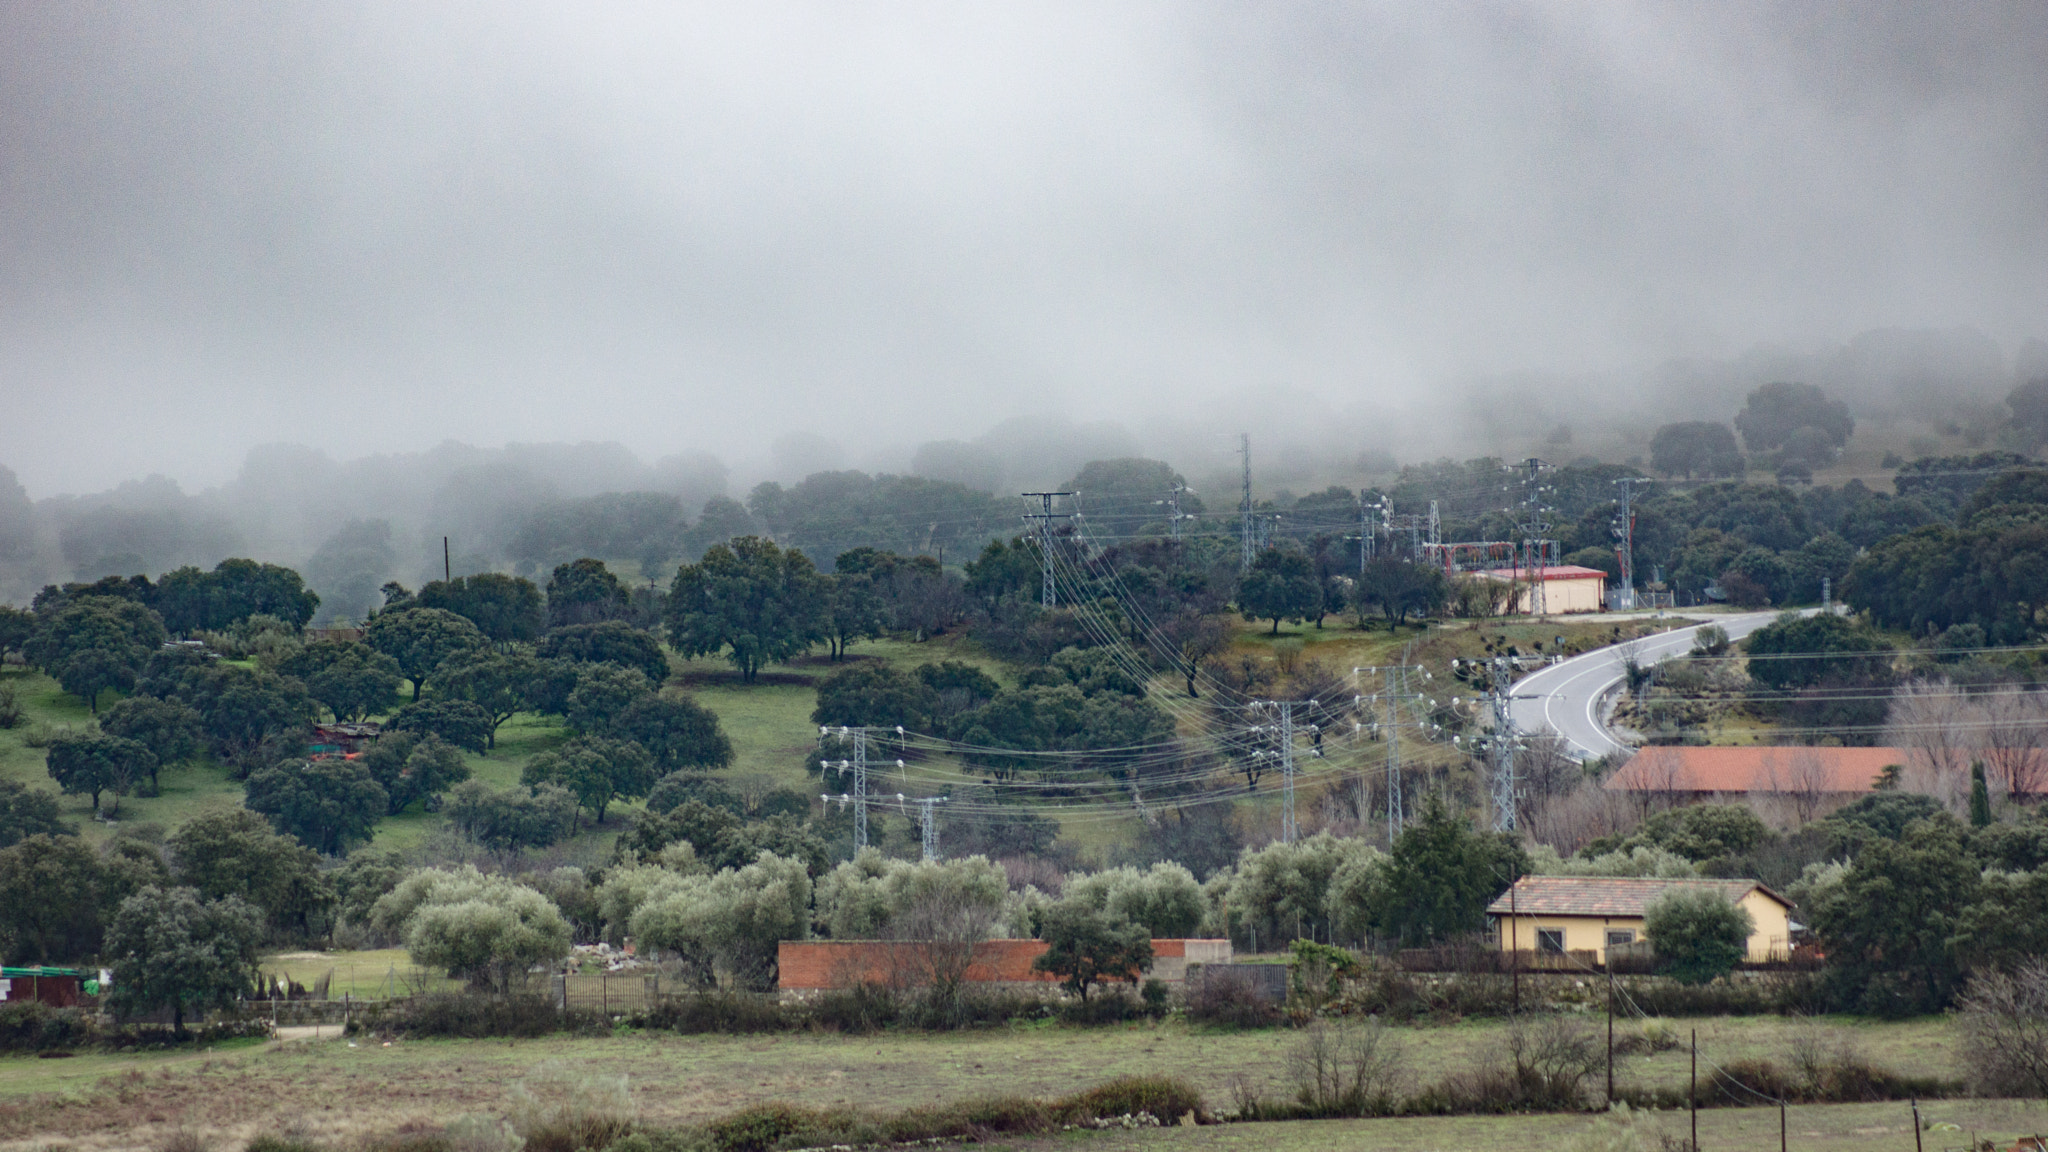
left=507, top=1062, right=634, bottom=1152
left=810, top=982, right=901, bottom=1033
left=1508, top=1014, right=1605, bottom=1109
left=380, top=992, right=604, bottom=1039
left=1643, top=888, right=1753, bottom=985
left=1186, top=968, right=1282, bottom=1028
left=1061, top=1075, right=1206, bottom=1123
left=705, top=1103, right=831, bottom=1152
left=637, top=990, right=788, bottom=1035
left=1956, top=960, right=2048, bottom=1097
left=0, top=1003, right=93, bottom=1053
left=1057, top=990, right=1143, bottom=1025
left=1287, top=1020, right=1405, bottom=1117
left=245, top=1135, right=321, bottom=1152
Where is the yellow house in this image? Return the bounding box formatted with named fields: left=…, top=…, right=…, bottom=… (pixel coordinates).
left=1486, top=876, right=1795, bottom=966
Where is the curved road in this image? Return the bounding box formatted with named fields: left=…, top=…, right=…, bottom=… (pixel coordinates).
left=1508, top=611, right=1791, bottom=761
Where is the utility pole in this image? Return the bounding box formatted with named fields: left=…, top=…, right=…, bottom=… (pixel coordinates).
left=1020, top=492, right=1076, bottom=607
left=1488, top=656, right=1519, bottom=832
left=1239, top=433, right=1254, bottom=570
left=1612, top=478, right=1641, bottom=611
left=443, top=536, right=451, bottom=583
left=1355, top=664, right=1425, bottom=841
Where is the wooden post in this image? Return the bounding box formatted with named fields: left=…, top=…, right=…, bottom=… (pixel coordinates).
left=602, top=973, right=607, bottom=1014
left=1911, top=1099, right=1923, bottom=1152
left=1690, top=1029, right=1698, bottom=1152
left=1606, top=961, right=1615, bottom=1105
left=1779, top=1095, right=1786, bottom=1152
left=1510, top=881, right=1520, bottom=1014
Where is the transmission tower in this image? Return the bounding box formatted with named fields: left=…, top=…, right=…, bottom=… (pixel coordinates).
left=1511, top=458, right=1555, bottom=616
left=1486, top=657, right=1519, bottom=832
left=1355, top=663, right=1426, bottom=841
left=1612, top=477, right=1645, bottom=611
left=819, top=725, right=907, bottom=851
left=897, top=793, right=950, bottom=861
left=1248, top=700, right=1321, bottom=843
left=1238, top=434, right=1254, bottom=570
left=1161, top=482, right=1196, bottom=543
left=1355, top=491, right=1376, bottom=572
left=1020, top=491, right=1075, bottom=607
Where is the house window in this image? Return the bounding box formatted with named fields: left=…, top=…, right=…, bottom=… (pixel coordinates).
left=1536, top=929, right=1566, bottom=955
left=1605, top=929, right=1636, bottom=947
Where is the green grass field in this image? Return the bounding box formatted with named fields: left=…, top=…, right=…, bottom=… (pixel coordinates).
left=0, top=1013, right=1983, bottom=1150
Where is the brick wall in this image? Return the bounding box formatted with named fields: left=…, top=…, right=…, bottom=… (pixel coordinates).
left=777, top=939, right=1232, bottom=991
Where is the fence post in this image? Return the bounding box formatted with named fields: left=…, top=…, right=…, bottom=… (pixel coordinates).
left=551, top=974, right=567, bottom=1013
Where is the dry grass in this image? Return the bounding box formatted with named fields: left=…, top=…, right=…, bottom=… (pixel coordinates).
left=0, top=1014, right=1957, bottom=1152
left=975, top=1098, right=2048, bottom=1152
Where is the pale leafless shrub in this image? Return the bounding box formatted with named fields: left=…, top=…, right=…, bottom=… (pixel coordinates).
left=1956, top=960, right=2048, bottom=1097
left=1524, top=776, right=1642, bottom=856
left=1287, top=1020, right=1407, bottom=1117
left=999, top=854, right=1064, bottom=895
left=1505, top=1014, right=1605, bottom=1109
left=1517, top=733, right=1584, bottom=828
left=442, top=1116, right=524, bottom=1152
left=154, top=1129, right=208, bottom=1152
left=1754, top=748, right=1835, bottom=827
left=1272, top=639, right=1305, bottom=676
left=506, top=1061, right=632, bottom=1152
left=1786, top=1019, right=1863, bottom=1096
left=890, top=884, right=1000, bottom=1017
left=1979, top=687, right=2048, bottom=799
left=1888, top=679, right=1973, bottom=806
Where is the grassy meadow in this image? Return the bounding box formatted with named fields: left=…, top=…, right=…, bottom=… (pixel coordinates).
left=0, top=1012, right=1973, bottom=1151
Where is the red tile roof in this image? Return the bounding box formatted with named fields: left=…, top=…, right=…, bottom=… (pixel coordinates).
left=1475, top=565, right=1610, bottom=581
left=1604, top=746, right=1901, bottom=794
left=1486, top=876, right=1789, bottom=917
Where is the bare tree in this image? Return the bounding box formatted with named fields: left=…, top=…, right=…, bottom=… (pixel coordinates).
left=1887, top=679, right=1974, bottom=801
left=1524, top=774, right=1641, bottom=856
left=891, top=883, right=1006, bottom=1023
left=1979, top=687, right=2048, bottom=800
left=1516, top=733, right=1583, bottom=829
left=1754, top=747, right=1834, bottom=827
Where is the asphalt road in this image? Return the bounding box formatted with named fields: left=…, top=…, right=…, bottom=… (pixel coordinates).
left=1507, top=610, right=1790, bottom=761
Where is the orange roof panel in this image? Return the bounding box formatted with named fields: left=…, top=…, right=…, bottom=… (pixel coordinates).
left=1603, top=745, right=1902, bottom=794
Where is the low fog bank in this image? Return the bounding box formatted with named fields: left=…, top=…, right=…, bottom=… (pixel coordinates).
left=3, top=325, right=2041, bottom=616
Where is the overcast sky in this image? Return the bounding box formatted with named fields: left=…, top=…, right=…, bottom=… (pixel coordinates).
left=3, top=2, right=2045, bottom=496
